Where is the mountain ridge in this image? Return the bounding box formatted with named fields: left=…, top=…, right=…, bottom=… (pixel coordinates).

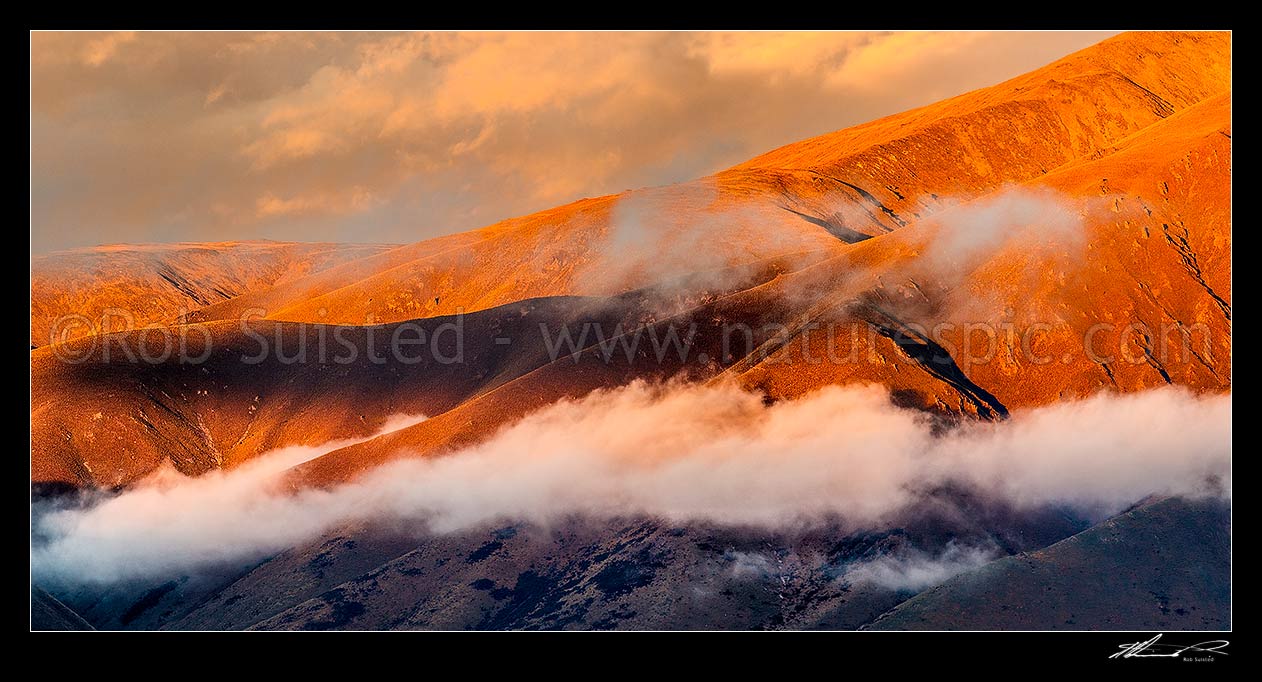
left=31, top=31, right=1231, bottom=494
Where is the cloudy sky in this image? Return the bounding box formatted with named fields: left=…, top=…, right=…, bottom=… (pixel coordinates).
left=30, top=30, right=1117, bottom=254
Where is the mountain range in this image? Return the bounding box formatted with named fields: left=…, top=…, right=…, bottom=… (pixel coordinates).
left=30, top=31, right=1231, bottom=631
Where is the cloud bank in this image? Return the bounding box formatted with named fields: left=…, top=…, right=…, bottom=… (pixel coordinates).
left=31, top=384, right=1229, bottom=585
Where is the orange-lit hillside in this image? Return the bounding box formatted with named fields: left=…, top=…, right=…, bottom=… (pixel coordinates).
left=31, top=241, right=396, bottom=347
left=30, top=31, right=1230, bottom=490
left=183, top=31, right=1227, bottom=328
left=290, top=90, right=1231, bottom=487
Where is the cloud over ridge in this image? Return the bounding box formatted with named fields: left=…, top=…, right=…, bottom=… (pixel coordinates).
left=32, top=383, right=1229, bottom=585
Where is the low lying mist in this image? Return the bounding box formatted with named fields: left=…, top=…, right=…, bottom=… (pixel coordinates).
left=31, top=383, right=1229, bottom=586
left=842, top=541, right=999, bottom=592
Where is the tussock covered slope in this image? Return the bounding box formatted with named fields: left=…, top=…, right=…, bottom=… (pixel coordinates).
left=31, top=240, right=396, bottom=347
left=32, top=32, right=1231, bottom=494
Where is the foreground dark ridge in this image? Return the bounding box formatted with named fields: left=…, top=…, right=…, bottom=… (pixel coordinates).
left=37, top=496, right=1226, bottom=631
left=867, top=496, right=1231, bottom=630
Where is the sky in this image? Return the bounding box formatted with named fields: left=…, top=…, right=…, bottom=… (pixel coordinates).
left=29, top=30, right=1118, bottom=254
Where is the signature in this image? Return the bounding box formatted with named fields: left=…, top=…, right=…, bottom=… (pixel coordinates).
left=1111, top=634, right=1230, bottom=660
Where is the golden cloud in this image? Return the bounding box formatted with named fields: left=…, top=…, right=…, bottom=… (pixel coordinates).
left=30, top=30, right=1118, bottom=253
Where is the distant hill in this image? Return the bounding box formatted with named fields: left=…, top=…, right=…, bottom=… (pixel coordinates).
left=31, top=240, right=398, bottom=347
